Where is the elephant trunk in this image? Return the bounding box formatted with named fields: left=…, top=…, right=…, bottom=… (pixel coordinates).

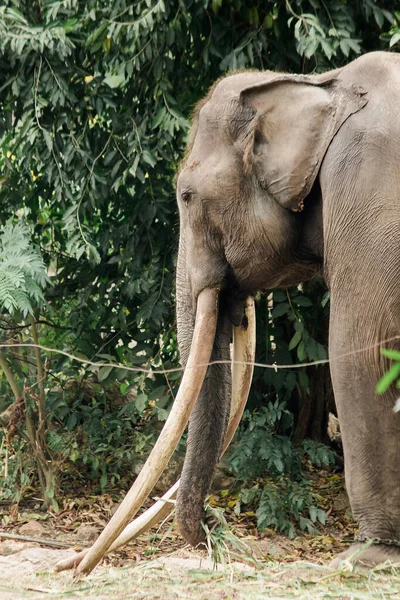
left=176, top=302, right=232, bottom=546
left=175, top=234, right=256, bottom=547
left=174, top=236, right=232, bottom=546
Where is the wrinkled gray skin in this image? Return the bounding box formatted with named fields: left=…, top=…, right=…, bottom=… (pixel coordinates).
left=175, top=51, right=400, bottom=566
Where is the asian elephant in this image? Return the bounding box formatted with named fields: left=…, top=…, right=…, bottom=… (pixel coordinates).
left=175, top=51, right=400, bottom=567
left=66, top=51, right=400, bottom=575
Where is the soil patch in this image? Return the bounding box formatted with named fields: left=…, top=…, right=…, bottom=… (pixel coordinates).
left=1, top=469, right=392, bottom=599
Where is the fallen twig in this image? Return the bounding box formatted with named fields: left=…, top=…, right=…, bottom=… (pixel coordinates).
left=0, top=531, right=82, bottom=548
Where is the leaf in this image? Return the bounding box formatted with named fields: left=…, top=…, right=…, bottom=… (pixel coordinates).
left=103, top=74, right=125, bottom=88
left=381, top=10, right=395, bottom=24
left=294, top=319, right=304, bottom=333
left=142, top=149, right=156, bottom=167
left=62, top=18, right=79, bottom=33
left=317, top=344, right=328, bottom=361
left=87, top=244, right=101, bottom=265
left=304, top=37, right=319, bottom=59
left=152, top=107, right=166, bottom=129
left=212, top=0, right=223, bottom=13
left=264, top=14, right=274, bottom=28
left=339, top=37, right=362, bottom=56
left=100, top=472, right=107, bottom=490
left=86, top=21, right=108, bottom=46
left=156, top=408, right=169, bottom=421
left=381, top=348, right=400, bottom=361
left=289, top=330, right=302, bottom=351
left=320, top=38, right=335, bottom=59
left=317, top=508, right=326, bottom=524
left=43, top=129, right=53, bottom=152
left=390, top=32, right=400, bottom=47
left=5, top=7, right=28, bottom=25
left=248, top=7, right=259, bottom=27
left=98, top=365, right=113, bottom=381
left=135, top=393, right=148, bottom=413
left=305, top=338, right=317, bottom=360
left=297, top=341, right=306, bottom=362
left=309, top=505, right=318, bottom=522
left=294, top=296, right=313, bottom=307
left=376, top=362, right=400, bottom=394
left=120, top=382, right=129, bottom=395
left=373, top=8, right=384, bottom=29
left=321, top=291, right=330, bottom=308
left=129, top=154, right=140, bottom=177
left=66, top=413, right=77, bottom=430
left=271, top=302, right=289, bottom=318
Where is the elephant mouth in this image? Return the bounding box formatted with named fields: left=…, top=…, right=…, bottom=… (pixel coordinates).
left=221, top=263, right=256, bottom=326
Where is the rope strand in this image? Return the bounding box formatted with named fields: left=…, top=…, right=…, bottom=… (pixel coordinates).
left=0, top=336, right=398, bottom=376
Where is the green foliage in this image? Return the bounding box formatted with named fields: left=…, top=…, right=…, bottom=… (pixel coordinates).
left=376, top=348, right=400, bottom=397
left=237, top=478, right=326, bottom=538
left=229, top=403, right=335, bottom=535
left=46, top=378, right=160, bottom=490
left=384, top=11, right=400, bottom=47
left=0, top=436, right=32, bottom=506
left=227, top=280, right=336, bottom=535
left=0, top=222, right=50, bottom=316
left=270, top=287, right=328, bottom=363
left=202, top=504, right=258, bottom=567
left=286, top=0, right=394, bottom=60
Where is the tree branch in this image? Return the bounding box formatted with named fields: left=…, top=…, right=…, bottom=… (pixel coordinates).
left=29, top=316, right=47, bottom=430
left=0, top=353, right=20, bottom=401
left=0, top=532, right=74, bottom=548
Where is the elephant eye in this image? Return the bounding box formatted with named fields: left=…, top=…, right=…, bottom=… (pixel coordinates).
left=259, top=176, right=268, bottom=191
left=181, top=191, right=192, bottom=207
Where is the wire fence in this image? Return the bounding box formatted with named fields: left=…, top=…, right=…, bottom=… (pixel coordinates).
left=0, top=335, right=399, bottom=376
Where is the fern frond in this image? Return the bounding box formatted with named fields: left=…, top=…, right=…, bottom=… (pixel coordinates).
left=0, top=221, right=50, bottom=315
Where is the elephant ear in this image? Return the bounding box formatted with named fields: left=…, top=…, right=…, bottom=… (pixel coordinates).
left=240, top=76, right=367, bottom=212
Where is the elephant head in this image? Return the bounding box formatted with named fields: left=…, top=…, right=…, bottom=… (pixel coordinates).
left=175, top=69, right=367, bottom=545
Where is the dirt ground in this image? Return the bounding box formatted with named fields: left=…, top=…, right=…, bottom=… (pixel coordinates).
left=0, top=543, right=399, bottom=600
left=0, top=471, right=399, bottom=599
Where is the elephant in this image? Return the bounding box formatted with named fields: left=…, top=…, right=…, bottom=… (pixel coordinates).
left=65, top=51, right=400, bottom=575
left=173, top=51, right=400, bottom=568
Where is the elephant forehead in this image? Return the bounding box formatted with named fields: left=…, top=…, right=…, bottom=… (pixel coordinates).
left=181, top=149, right=241, bottom=199
left=198, top=98, right=232, bottom=125
left=184, top=120, right=231, bottom=174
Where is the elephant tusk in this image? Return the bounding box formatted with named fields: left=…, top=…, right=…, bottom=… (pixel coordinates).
left=54, top=296, right=256, bottom=574
left=75, top=288, right=219, bottom=576
left=225, top=296, right=256, bottom=451
left=54, top=481, right=180, bottom=573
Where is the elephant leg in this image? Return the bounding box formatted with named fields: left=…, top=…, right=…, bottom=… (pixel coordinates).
left=328, top=299, right=400, bottom=567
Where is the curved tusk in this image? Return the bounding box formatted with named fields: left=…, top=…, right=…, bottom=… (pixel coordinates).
left=55, top=481, right=180, bottom=573
left=76, top=288, right=219, bottom=576
left=224, top=296, right=256, bottom=451
left=55, top=296, right=256, bottom=574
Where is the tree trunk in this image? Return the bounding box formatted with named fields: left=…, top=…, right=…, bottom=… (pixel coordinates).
left=292, top=363, right=335, bottom=444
